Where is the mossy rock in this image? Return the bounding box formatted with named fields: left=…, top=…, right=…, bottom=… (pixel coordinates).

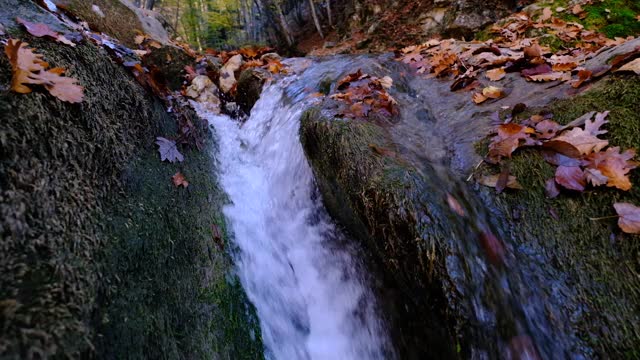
left=477, top=75, right=640, bottom=358
left=0, top=4, right=263, bottom=358
left=142, top=45, right=195, bottom=91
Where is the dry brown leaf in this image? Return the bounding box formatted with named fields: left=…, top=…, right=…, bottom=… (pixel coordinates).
left=16, top=17, right=58, bottom=38
left=525, top=71, right=571, bottom=82
left=172, top=172, right=189, bottom=188
left=4, top=39, right=83, bottom=102
left=615, top=58, right=640, bottom=75
left=477, top=174, right=523, bottom=189
left=482, top=85, right=505, bottom=99
left=486, top=67, right=506, bottom=81
left=487, top=123, right=535, bottom=162
left=585, top=147, right=637, bottom=190
left=614, top=202, right=640, bottom=234
left=551, top=126, right=608, bottom=155
left=472, top=92, right=488, bottom=104
left=555, top=165, right=586, bottom=191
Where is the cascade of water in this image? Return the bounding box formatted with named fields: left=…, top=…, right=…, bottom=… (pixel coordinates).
left=197, top=84, right=392, bottom=360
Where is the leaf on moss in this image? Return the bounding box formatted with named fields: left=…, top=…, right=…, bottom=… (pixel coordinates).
left=172, top=172, right=189, bottom=188
left=585, top=147, right=637, bottom=190
left=555, top=165, right=586, bottom=191
left=156, top=137, right=184, bottom=163
left=4, top=39, right=83, bottom=102
left=614, top=202, right=640, bottom=234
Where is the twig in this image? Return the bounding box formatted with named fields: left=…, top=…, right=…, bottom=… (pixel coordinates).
left=466, top=159, right=484, bottom=182
left=589, top=215, right=619, bottom=221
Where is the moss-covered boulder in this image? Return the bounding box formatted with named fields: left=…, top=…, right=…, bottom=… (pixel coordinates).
left=299, top=55, right=640, bottom=358
left=0, top=2, right=262, bottom=358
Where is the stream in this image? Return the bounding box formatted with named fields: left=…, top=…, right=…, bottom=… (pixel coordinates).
left=196, top=56, right=578, bottom=359
left=198, top=80, right=393, bottom=359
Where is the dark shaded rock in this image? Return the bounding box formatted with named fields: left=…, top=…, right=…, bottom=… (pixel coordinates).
left=0, top=3, right=262, bottom=358
left=236, top=68, right=268, bottom=114
left=142, top=44, right=194, bottom=91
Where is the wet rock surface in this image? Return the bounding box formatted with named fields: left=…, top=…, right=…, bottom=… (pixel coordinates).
left=296, top=48, right=640, bottom=357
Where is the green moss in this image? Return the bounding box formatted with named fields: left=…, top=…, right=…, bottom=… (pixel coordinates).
left=479, top=76, right=640, bottom=357
left=552, top=0, right=640, bottom=38
left=95, top=137, right=263, bottom=359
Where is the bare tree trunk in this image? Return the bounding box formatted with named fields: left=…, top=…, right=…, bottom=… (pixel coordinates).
left=326, top=0, right=332, bottom=27
left=308, top=0, right=324, bottom=38
left=174, top=0, right=181, bottom=32
left=273, top=1, right=294, bottom=46
left=145, top=0, right=155, bottom=10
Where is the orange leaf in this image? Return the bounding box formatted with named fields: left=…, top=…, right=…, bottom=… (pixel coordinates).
left=5, top=39, right=83, bottom=102
left=172, top=172, right=189, bottom=188
left=585, top=147, right=637, bottom=190
left=486, top=67, right=506, bottom=81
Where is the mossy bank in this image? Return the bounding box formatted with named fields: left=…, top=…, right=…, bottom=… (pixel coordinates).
left=0, top=2, right=263, bottom=358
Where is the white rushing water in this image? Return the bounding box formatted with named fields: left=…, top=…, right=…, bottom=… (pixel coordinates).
left=198, top=83, right=391, bottom=360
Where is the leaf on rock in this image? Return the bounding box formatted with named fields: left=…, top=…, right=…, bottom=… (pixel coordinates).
left=486, top=67, right=506, bottom=81
left=614, top=58, right=640, bottom=75
left=472, top=92, right=488, bottom=104
left=555, top=165, right=586, bottom=191
left=585, top=147, right=637, bottom=190
left=16, top=17, right=58, bottom=38
left=156, top=137, right=184, bottom=163
left=482, top=85, right=505, bottom=99
left=4, top=39, right=83, bottom=102
left=379, top=76, right=393, bottom=89
left=172, top=172, right=189, bottom=188
left=614, top=202, right=640, bottom=234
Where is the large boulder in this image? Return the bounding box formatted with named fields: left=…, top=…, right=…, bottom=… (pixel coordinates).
left=0, top=2, right=262, bottom=358
left=236, top=67, right=268, bottom=114
left=299, top=50, right=640, bottom=357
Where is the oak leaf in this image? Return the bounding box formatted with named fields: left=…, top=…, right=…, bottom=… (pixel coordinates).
left=477, top=174, right=523, bottom=190
left=156, top=137, right=184, bottom=163
left=585, top=147, right=637, bottom=190
left=5, top=39, right=83, bottom=102
left=614, top=202, right=640, bottom=234
left=487, top=123, right=535, bottom=162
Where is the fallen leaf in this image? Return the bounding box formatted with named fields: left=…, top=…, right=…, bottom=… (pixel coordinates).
left=571, top=69, right=592, bottom=88
left=487, top=123, right=535, bottom=162
left=550, top=127, right=608, bottom=155
left=545, top=178, right=560, bottom=198
left=482, top=85, right=505, bottom=99
left=379, top=76, right=393, bottom=89
left=156, top=137, right=184, bottom=163
left=16, top=17, right=58, bottom=38
left=555, top=165, right=586, bottom=191
left=526, top=71, right=571, bottom=82
left=585, top=147, right=637, bottom=190
left=486, top=67, right=506, bottom=81
left=477, top=174, right=523, bottom=189
left=584, top=168, right=608, bottom=186
left=614, top=202, right=640, bottom=234
left=172, top=172, right=189, bottom=188
left=472, top=92, right=488, bottom=104
left=615, top=58, right=640, bottom=75
left=4, top=39, right=83, bottom=102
